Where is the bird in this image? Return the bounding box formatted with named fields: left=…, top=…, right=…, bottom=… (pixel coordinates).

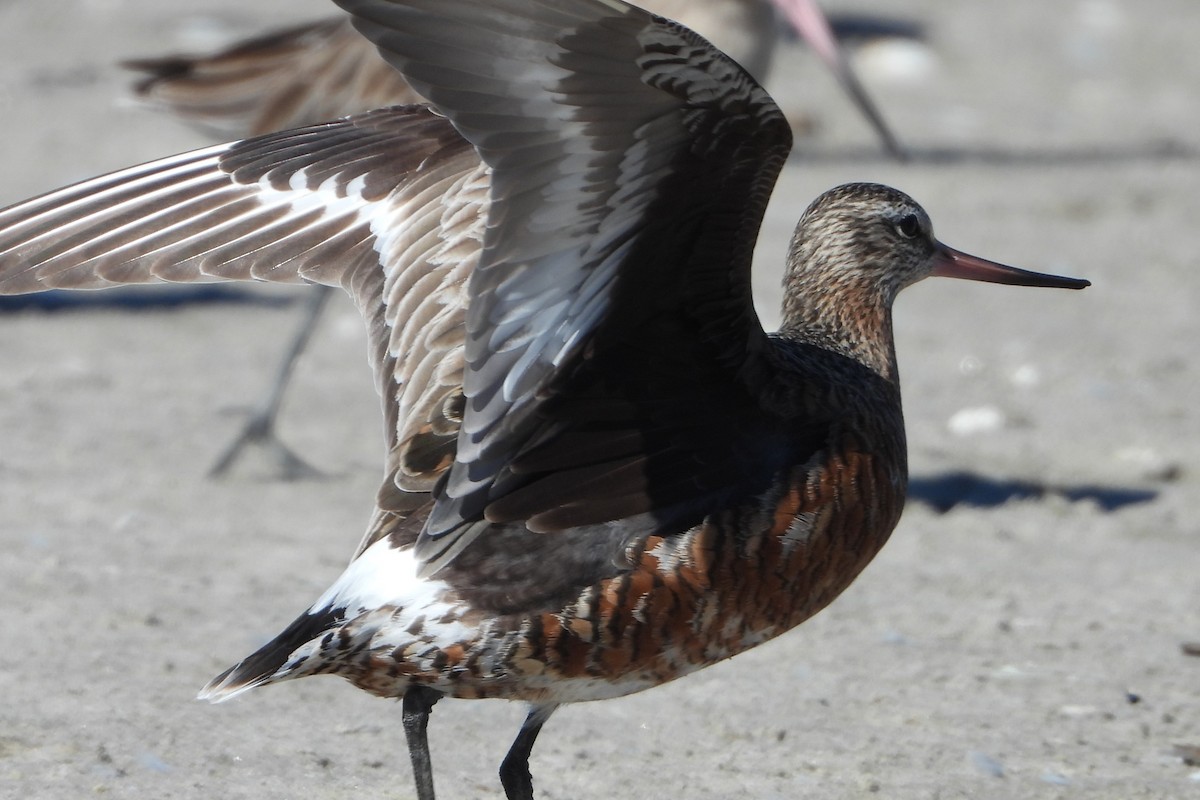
left=120, top=0, right=906, bottom=480
left=0, top=0, right=1088, bottom=798
left=123, top=0, right=903, bottom=150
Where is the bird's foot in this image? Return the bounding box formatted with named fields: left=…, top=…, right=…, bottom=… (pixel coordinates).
left=208, top=411, right=324, bottom=481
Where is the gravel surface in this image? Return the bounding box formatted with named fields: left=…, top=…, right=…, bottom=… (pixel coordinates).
left=1, top=1, right=1197, bottom=798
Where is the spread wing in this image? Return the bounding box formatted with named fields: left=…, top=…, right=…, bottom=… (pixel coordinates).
left=123, top=18, right=418, bottom=138
left=334, top=0, right=796, bottom=571
left=0, top=106, right=484, bottom=515
left=1, top=0, right=801, bottom=578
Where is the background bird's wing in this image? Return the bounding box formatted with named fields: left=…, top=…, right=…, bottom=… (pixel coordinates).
left=0, top=105, right=486, bottom=520
left=123, top=18, right=418, bottom=138
left=335, top=0, right=797, bottom=572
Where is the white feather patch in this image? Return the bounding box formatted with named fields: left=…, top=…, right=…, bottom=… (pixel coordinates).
left=309, top=540, right=474, bottom=648
left=314, top=539, right=430, bottom=614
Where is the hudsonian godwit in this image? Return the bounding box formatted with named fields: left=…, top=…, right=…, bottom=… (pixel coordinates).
left=0, top=0, right=1086, bottom=797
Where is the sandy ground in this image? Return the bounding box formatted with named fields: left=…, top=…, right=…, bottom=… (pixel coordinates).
left=0, top=0, right=1198, bottom=798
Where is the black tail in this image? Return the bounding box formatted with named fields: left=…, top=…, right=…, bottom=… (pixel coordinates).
left=197, top=607, right=342, bottom=702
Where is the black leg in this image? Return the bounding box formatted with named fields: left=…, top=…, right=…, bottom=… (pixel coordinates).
left=402, top=685, right=444, bottom=800
left=208, top=285, right=332, bottom=480
left=499, top=703, right=558, bottom=800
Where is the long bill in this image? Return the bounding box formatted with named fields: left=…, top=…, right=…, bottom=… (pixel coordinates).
left=775, top=0, right=907, bottom=161
left=931, top=242, right=1091, bottom=289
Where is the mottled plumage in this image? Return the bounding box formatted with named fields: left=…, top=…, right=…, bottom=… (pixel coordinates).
left=0, top=1, right=1086, bottom=799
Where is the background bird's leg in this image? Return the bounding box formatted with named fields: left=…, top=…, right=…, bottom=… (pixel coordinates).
left=402, top=685, right=444, bottom=800
left=208, top=285, right=333, bottom=480
left=499, top=703, right=559, bottom=800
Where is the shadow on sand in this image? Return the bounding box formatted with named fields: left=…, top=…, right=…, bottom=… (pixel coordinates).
left=909, top=470, right=1158, bottom=513
left=0, top=285, right=296, bottom=312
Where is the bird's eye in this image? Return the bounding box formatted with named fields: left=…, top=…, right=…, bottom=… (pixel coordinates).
left=895, top=214, right=921, bottom=239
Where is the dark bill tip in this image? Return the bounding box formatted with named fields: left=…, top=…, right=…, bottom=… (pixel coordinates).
left=932, top=243, right=1090, bottom=290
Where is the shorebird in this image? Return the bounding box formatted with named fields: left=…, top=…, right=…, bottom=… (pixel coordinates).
left=0, top=0, right=1086, bottom=798
left=122, top=0, right=906, bottom=480
left=124, top=0, right=902, bottom=149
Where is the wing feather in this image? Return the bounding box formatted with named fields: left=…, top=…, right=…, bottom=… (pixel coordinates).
left=5, top=0, right=810, bottom=578
left=0, top=107, right=486, bottom=554
left=123, top=18, right=418, bottom=138
left=333, top=0, right=796, bottom=572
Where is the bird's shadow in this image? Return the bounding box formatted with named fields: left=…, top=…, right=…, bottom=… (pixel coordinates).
left=0, top=285, right=295, bottom=312
left=908, top=470, right=1157, bottom=513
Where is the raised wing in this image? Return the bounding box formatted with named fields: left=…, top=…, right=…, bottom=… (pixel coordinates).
left=0, top=106, right=483, bottom=513
left=334, top=0, right=797, bottom=571
left=123, top=18, right=418, bottom=138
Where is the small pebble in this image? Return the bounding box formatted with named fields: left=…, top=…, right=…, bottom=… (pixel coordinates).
left=958, top=355, right=984, bottom=375
left=948, top=406, right=1005, bottom=436
left=991, top=664, right=1031, bottom=681
left=856, top=40, right=937, bottom=85
left=1059, top=704, right=1099, bottom=718
left=138, top=753, right=171, bottom=773
left=1114, top=446, right=1182, bottom=483
left=1010, top=364, right=1041, bottom=388
left=969, top=751, right=1005, bottom=778
left=1174, top=744, right=1200, bottom=766
left=1040, top=771, right=1071, bottom=786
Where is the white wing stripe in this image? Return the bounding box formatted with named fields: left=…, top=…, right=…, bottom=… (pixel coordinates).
left=0, top=165, right=224, bottom=260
